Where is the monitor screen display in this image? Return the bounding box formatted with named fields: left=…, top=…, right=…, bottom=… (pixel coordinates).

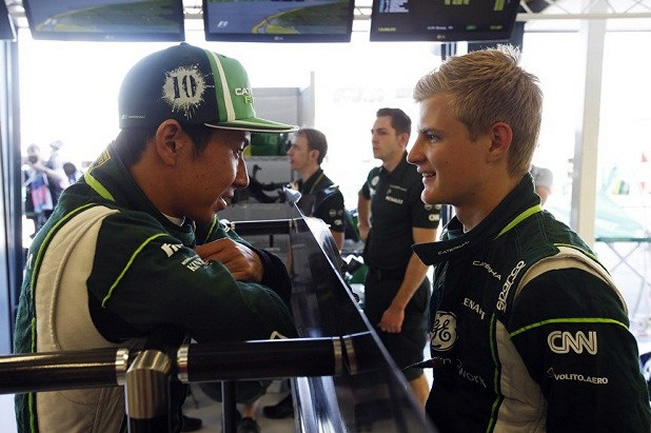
left=23, top=0, right=185, bottom=42
left=370, top=0, right=520, bottom=42
left=203, top=0, right=355, bottom=42
left=0, top=1, right=16, bottom=41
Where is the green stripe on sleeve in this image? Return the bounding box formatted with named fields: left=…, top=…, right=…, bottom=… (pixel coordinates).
left=510, top=317, right=629, bottom=338
left=496, top=205, right=543, bottom=238
left=84, top=170, right=115, bottom=202
left=101, top=233, right=168, bottom=307
left=487, top=314, right=501, bottom=433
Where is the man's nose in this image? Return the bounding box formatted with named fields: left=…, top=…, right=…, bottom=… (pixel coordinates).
left=407, top=140, right=423, bottom=164
left=235, top=160, right=249, bottom=188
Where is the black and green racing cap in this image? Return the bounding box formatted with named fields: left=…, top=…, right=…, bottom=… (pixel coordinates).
left=118, top=43, right=297, bottom=133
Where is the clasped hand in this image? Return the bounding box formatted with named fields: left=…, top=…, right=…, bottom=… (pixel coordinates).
left=195, top=238, right=263, bottom=283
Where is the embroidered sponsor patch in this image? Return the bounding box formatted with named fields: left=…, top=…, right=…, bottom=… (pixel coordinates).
left=431, top=311, right=457, bottom=351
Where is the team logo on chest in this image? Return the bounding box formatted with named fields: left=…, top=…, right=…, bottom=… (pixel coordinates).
left=431, top=311, right=457, bottom=351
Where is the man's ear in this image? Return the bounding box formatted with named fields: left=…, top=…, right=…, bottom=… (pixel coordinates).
left=487, top=121, right=513, bottom=162
left=309, top=148, right=320, bottom=163
left=398, top=132, right=410, bottom=148
left=154, top=120, right=183, bottom=165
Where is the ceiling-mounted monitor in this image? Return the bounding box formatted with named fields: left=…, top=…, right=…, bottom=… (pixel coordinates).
left=23, top=0, right=185, bottom=42
left=370, top=0, right=520, bottom=42
left=0, top=1, right=16, bottom=41
left=202, top=0, right=355, bottom=42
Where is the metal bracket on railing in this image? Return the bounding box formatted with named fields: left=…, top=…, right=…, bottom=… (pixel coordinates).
left=124, top=349, right=173, bottom=433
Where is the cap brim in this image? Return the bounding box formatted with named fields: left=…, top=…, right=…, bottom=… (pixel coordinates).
left=205, top=117, right=298, bottom=133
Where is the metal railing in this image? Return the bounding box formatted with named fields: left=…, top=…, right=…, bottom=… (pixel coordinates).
left=3, top=209, right=438, bottom=433
left=0, top=336, right=366, bottom=433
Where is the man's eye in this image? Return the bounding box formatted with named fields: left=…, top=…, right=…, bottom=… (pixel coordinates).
left=423, top=132, right=439, bottom=142
left=235, top=140, right=249, bottom=156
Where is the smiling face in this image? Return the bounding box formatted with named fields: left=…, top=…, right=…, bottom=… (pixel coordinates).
left=408, top=93, right=491, bottom=209
left=174, top=128, right=250, bottom=223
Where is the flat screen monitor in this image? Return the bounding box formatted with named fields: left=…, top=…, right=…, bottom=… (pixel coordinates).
left=0, top=1, right=16, bottom=41
left=203, top=0, right=355, bottom=42
left=467, top=21, right=525, bottom=52
left=23, top=0, right=185, bottom=42
left=370, top=0, right=520, bottom=42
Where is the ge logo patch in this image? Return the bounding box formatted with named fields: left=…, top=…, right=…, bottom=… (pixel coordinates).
left=162, top=64, right=208, bottom=120
left=371, top=176, right=379, bottom=187
left=431, top=311, right=457, bottom=351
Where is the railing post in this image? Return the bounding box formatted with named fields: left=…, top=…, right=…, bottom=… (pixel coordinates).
left=124, top=349, right=173, bottom=433
left=222, top=380, right=238, bottom=433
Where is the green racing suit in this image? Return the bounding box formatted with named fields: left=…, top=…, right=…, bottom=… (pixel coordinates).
left=14, top=142, right=296, bottom=433
left=413, top=175, right=651, bottom=433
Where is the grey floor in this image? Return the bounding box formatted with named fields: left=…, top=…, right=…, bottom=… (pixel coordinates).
left=182, top=381, right=295, bottom=433
left=0, top=382, right=295, bottom=433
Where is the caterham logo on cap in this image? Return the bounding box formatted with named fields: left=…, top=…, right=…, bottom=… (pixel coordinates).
left=162, top=64, right=210, bottom=120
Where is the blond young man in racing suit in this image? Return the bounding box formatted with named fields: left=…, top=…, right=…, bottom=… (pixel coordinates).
left=407, top=46, right=651, bottom=432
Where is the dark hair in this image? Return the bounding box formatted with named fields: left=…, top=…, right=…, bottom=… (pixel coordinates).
left=376, top=107, right=411, bottom=137
left=297, top=128, right=328, bottom=165
left=114, top=124, right=216, bottom=167
left=62, top=162, right=77, bottom=176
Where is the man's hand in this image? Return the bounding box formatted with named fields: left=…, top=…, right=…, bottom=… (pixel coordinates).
left=379, top=304, right=405, bottom=333
left=196, top=238, right=263, bottom=282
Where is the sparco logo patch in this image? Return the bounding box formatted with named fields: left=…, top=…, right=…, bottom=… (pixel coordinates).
left=496, top=260, right=525, bottom=312
left=162, top=64, right=209, bottom=120
left=548, top=330, right=598, bottom=355
left=431, top=311, right=457, bottom=351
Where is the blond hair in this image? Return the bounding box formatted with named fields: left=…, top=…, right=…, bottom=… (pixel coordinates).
left=413, top=45, right=542, bottom=177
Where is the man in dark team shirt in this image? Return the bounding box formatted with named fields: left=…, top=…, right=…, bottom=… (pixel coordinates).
left=262, top=129, right=347, bottom=419
left=286, top=128, right=346, bottom=251
left=357, top=107, right=441, bottom=408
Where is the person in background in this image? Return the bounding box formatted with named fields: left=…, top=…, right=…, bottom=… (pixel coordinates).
left=287, top=128, right=346, bottom=251
left=13, top=43, right=297, bottom=433
left=530, top=163, right=553, bottom=205
left=62, top=161, right=83, bottom=185
left=262, top=128, right=347, bottom=420
left=22, top=143, right=67, bottom=235
left=47, top=139, right=64, bottom=170
left=357, top=107, right=441, bottom=408
left=407, top=45, right=651, bottom=432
